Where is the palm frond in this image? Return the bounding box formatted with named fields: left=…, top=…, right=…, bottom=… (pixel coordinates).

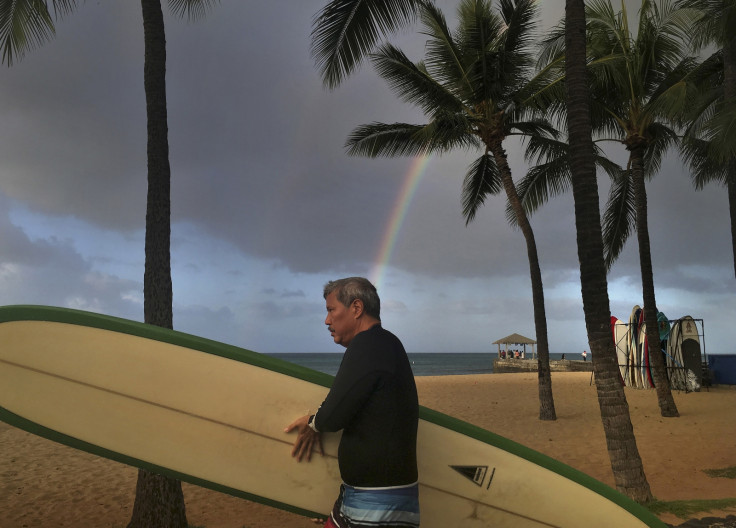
left=536, top=18, right=565, bottom=70
left=419, top=0, right=469, bottom=94
left=511, top=119, right=559, bottom=142
left=168, top=0, right=219, bottom=21
left=512, top=136, right=623, bottom=224
left=462, top=152, right=502, bottom=224
left=523, top=136, right=619, bottom=206
left=595, top=148, right=625, bottom=180
left=645, top=56, right=698, bottom=121
left=345, top=122, right=429, bottom=157
left=602, top=168, right=636, bottom=270
left=415, top=112, right=482, bottom=151
left=679, top=135, right=729, bottom=189
left=456, top=0, right=509, bottom=104
left=371, top=42, right=465, bottom=115
left=679, top=50, right=723, bottom=134
left=586, top=0, right=630, bottom=58
left=641, top=122, right=679, bottom=179
left=635, top=0, right=689, bottom=76
left=1, top=0, right=78, bottom=66
left=520, top=55, right=566, bottom=115
left=346, top=118, right=478, bottom=157
left=498, top=0, right=538, bottom=55
left=509, top=155, right=571, bottom=224
left=491, top=0, right=538, bottom=101
left=311, top=0, right=423, bottom=89
left=701, top=102, right=736, bottom=165
left=681, top=0, right=736, bottom=51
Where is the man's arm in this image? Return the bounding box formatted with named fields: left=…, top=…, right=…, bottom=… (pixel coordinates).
left=284, top=414, right=324, bottom=462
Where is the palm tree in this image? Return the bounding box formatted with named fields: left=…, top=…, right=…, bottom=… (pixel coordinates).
left=563, top=0, right=654, bottom=503
left=538, top=0, right=699, bottom=417
left=592, top=0, right=705, bottom=417
left=678, top=0, right=736, bottom=280
left=2, top=1, right=217, bottom=526
left=346, top=0, right=558, bottom=421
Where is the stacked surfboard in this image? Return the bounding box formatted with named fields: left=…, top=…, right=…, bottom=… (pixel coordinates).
left=613, top=307, right=701, bottom=390
left=610, top=316, right=629, bottom=384
left=666, top=316, right=702, bottom=391
left=0, top=305, right=668, bottom=528
left=628, top=306, right=644, bottom=388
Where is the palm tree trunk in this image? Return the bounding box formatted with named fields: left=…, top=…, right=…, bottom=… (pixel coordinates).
left=127, top=1, right=188, bottom=527
left=489, top=145, right=556, bottom=421
left=729, top=171, right=736, bottom=280
left=724, top=30, right=736, bottom=279
left=564, top=0, right=653, bottom=502
left=628, top=148, right=679, bottom=417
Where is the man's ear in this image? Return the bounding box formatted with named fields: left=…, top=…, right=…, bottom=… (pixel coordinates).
left=351, top=299, right=364, bottom=318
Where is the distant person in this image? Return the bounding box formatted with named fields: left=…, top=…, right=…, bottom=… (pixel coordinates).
left=501, top=350, right=506, bottom=359
left=285, top=277, right=419, bottom=528
left=582, top=350, right=587, bottom=361
left=561, top=353, right=566, bottom=360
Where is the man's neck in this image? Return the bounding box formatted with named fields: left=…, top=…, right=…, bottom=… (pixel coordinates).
left=355, top=317, right=380, bottom=336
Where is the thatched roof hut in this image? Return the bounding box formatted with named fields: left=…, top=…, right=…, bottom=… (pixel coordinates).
left=492, top=333, right=537, bottom=358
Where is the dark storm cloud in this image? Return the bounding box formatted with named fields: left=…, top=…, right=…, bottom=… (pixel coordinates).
left=0, top=0, right=732, bottom=305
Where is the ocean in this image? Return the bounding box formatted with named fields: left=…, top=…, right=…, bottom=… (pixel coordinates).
left=267, top=352, right=580, bottom=377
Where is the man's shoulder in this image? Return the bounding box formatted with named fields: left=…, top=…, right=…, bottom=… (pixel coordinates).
left=352, top=324, right=403, bottom=347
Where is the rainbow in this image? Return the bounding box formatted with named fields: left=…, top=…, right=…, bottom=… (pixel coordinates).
left=370, top=155, right=432, bottom=291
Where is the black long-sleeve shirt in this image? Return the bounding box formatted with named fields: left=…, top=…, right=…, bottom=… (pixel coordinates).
left=314, top=324, right=419, bottom=487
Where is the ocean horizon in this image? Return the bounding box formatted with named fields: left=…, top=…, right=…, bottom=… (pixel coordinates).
left=267, top=352, right=584, bottom=377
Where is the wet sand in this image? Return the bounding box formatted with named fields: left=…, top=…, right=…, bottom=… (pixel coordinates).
left=1, top=372, right=734, bottom=527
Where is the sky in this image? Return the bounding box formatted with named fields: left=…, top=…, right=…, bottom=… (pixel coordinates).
left=0, top=0, right=733, bottom=356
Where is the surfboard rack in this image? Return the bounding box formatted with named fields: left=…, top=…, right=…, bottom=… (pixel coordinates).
left=613, top=316, right=706, bottom=391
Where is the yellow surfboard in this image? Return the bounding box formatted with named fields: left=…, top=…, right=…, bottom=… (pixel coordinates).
left=0, top=306, right=665, bottom=528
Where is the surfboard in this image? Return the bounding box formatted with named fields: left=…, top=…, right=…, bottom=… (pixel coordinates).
left=638, top=309, right=651, bottom=388
left=666, top=317, right=686, bottom=390
left=0, top=305, right=666, bottom=528
left=678, top=316, right=702, bottom=391
left=610, top=316, right=628, bottom=384
left=654, top=312, right=670, bottom=387
left=638, top=321, right=647, bottom=388
left=637, top=321, right=653, bottom=389
left=628, top=306, right=641, bottom=388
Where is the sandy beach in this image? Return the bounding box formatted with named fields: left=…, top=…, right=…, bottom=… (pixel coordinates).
left=1, top=372, right=735, bottom=527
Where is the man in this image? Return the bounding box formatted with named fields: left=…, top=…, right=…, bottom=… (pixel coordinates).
left=285, top=277, right=420, bottom=528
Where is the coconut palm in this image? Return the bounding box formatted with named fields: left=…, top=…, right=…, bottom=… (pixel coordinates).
left=562, top=0, right=654, bottom=503
left=346, top=0, right=558, bottom=420
left=2, top=1, right=218, bottom=526
left=535, top=0, right=702, bottom=417
left=591, top=0, right=705, bottom=417
left=678, top=0, right=736, bottom=279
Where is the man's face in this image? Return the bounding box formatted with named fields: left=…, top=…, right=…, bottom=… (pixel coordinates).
left=324, top=291, right=358, bottom=347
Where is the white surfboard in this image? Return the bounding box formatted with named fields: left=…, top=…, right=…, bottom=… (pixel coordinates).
left=638, top=322, right=655, bottom=389
left=611, top=317, right=629, bottom=384
left=677, top=316, right=702, bottom=391
left=666, top=318, right=686, bottom=390
left=0, top=306, right=666, bottom=528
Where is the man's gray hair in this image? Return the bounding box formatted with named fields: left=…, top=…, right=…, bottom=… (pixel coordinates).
left=323, top=277, right=381, bottom=320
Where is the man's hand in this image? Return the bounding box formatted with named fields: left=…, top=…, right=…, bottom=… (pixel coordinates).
left=284, top=414, right=324, bottom=462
